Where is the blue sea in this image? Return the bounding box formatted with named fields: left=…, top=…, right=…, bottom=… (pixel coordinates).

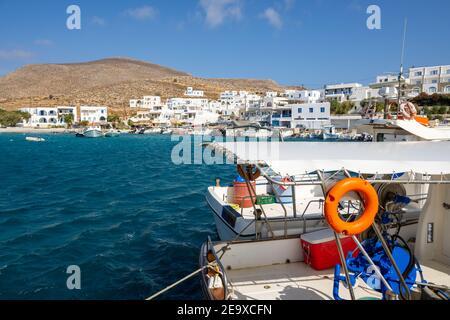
left=0, top=133, right=236, bottom=300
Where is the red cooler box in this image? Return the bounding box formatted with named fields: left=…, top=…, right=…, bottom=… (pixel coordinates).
left=300, top=229, right=357, bottom=271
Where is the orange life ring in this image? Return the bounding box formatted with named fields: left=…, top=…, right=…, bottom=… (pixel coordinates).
left=324, top=178, right=379, bottom=236
left=399, top=102, right=417, bottom=120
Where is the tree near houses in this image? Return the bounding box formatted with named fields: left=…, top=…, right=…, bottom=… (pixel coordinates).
left=0, top=109, right=31, bottom=127
left=63, top=113, right=74, bottom=128
left=107, top=114, right=121, bottom=127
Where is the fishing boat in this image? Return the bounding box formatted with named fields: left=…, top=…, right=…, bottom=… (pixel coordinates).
left=161, top=128, right=173, bottom=135
left=25, top=136, right=45, bottom=142
left=105, top=129, right=120, bottom=137
left=205, top=141, right=427, bottom=241
left=321, top=125, right=339, bottom=140
left=83, top=127, right=104, bottom=138
left=143, top=127, right=162, bottom=134
left=200, top=140, right=450, bottom=300
left=356, top=114, right=450, bottom=142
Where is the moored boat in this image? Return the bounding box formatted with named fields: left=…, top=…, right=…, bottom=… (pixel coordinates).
left=205, top=141, right=428, bottom=241
left=83, top=127, right=104, bottom=138
left=200, top=140, right=450, bottom=300
left=105, top=129, right=120, bottom=137
left=25, top=136, right=45, bottom=142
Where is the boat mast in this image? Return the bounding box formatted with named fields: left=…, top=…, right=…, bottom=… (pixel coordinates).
left=397, top=18, right=408, bottom=109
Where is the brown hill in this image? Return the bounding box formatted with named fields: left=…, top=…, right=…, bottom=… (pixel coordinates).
left=0, top=57, right=286, bottom=113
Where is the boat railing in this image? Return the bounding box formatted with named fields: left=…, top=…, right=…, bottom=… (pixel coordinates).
left=206, top=236, right=230, bottom=299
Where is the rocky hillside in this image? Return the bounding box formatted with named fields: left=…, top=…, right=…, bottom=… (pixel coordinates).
left=0, top=57, right=286, bottom=113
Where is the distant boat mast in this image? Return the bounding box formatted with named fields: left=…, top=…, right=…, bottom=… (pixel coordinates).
left=397, top=18, right=408, bottom=107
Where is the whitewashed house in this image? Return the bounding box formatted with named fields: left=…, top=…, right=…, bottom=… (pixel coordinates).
left=80, top=106, right=108, bottom=124
left=57, top=106, right=77, bottom=125
left=324, top=83, right=363, bottom=102
left=130, top=96, right=161, bottom=108
left=129, top=99, right=142, bottom=108
left=142, top=96, right=162, bottom=108
left=285, top=90, right=321, bottom=103
left=20, top=106, right=77, bottom=127
left=265, top=91, right=278, bottom=98
left=270, top=102, right=331, bottom=130
left=167, top=98, right=209, bottom=109
left=184, top=87, right=204, bottom=97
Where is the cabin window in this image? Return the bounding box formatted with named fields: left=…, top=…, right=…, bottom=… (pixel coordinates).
left=320, top=107, right=325, bottom=113
left=298, top=108, right=302, bottom=113
left=309, top=108, right=314, bottom=113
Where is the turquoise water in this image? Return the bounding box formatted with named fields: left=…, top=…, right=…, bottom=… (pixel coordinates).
left=0, top=133, right=235, bottom=299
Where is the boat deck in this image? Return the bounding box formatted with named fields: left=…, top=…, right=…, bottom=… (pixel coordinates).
left=226, top=261, right=450, bottom=300
left=240, top=201, right=324, bottom=220
left=227, top=262, right=381, bottom=300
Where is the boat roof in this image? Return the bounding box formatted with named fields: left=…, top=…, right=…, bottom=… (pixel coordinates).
left=211, top=141, right=450, bottom=176
left=357, top=119, right=450, bottom=141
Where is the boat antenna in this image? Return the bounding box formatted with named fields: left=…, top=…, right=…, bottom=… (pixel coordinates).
left=397, top=18, right=408, bottom=108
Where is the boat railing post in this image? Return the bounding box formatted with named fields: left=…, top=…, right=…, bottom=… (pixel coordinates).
left=242, top=173, right=275, bottom=239
left=291, top=176, right=297, bottom=219
left=270, top=181, right=289, bottom=238
left=334, top=231, right=356, bottom=300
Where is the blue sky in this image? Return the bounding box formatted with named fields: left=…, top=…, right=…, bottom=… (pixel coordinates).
left=0, top=0, right=449, bottom=87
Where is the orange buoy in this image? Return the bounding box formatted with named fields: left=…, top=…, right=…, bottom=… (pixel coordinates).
left=233, top=176, right=256, bottom=209
left=324, top=178, right=379, bottom=236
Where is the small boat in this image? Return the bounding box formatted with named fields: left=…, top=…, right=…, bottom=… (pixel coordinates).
left=161, top=129, right=173, bottom=135
left=321, top=125, right=339, bottom=140
left=105, top=129, right=120, bottom=137
left=143, top=128, right=162, bottom=134
left=200, top=140, right=450, bottom=301
left=25, top=136, right=45, bottom=142
left=204, top=141, right=430, bottom=241
left=83, top=127, right=104, bottom=138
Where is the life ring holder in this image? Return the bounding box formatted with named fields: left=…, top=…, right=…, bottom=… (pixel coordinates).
left=324, top=178, right=379, bottom=236
left=237, top=164, right=261, bottom=181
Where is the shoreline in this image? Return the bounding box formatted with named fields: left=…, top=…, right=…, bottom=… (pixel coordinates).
left=0, top=127, right=74, bottom=134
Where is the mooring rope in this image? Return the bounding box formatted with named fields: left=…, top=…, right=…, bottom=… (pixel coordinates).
left=145, top=265, right=210, bottom=300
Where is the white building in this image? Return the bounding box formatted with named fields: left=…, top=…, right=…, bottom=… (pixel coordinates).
left=219, top=91, right=262, bottom=118
left=129, top=99, right=142, bottom=108
left=375, top=74, right=399, bottom=85
left=324, top=83, right=363, bottom=102
left=265, top=91, right=278, bottom=98
left=80, top=106, right=108, bottom=124
left=270, top=102, right=331, bottom=130
left=167, top=98, right=209, bottom=109
left=184, top=87, right=204, bottom=97
left=285, top=89, right=321, bottom=103
left=129, top=106, right=174, bottom=126
left=20, top=106, right=77, bottom=127
left=142, top=96, right=161, bottom=108
left=130, top=96, right=161, bottom=108
left=409, top=65, right=450, bottom=94
left=57, top=106, right=78, bottom=124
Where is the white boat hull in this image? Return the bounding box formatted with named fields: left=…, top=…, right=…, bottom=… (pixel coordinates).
left=83, top=129, right=103, bottom=138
